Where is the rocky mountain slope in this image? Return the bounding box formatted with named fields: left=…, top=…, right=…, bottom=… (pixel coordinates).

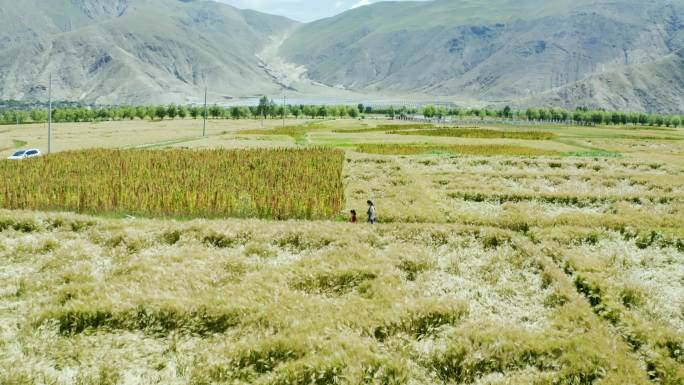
left=0, top=0, right=682, bottom=112
left=0, top=0, right=296, bottom=104
left=281, top=0, right=684, bottom=113
left=517, top=49, right=684, bottom=113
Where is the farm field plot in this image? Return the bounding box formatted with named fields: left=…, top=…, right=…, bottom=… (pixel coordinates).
left=0, top=118, right=683, bottom=384
left=386, top=128, right=556, bottom=140
left=0, top=211, right=672, bottom=384
left=310, top=124, right=584, bottom=153
left=0, top=148, right=345, bottom=220
left=543, top=231, right=684, bottom=380
left=354, top=144, right=560, bottom=156
left=344, top=152, right=684, bottom=229
left=0, top=119, right=311, bottom=157
left=5, top=119, right=681, bottom=157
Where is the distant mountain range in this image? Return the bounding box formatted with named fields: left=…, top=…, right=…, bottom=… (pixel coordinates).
left=0, top=0, right=682, bottom=112
left=282, top=0, right=684, bottom=113
left=0, top=0, right=295, bottom=104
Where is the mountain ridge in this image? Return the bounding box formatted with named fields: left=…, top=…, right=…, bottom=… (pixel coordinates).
left=0, top=0, right=682, bottom=112
left=280, top=0, right=684, bottom=113
left=0, top=0, right=297, bottom=104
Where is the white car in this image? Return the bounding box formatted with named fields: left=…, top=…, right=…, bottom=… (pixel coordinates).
left=7, top=149, right=42, bottom=160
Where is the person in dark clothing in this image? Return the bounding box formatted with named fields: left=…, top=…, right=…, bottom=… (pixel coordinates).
left=367, top=200, right=377, bottom=224
left=350, top=210, right=358, bottom=223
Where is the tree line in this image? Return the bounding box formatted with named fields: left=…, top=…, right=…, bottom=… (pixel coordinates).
left=0, top=98, right=363, bottom=125
left=0, top=97, right=681, bottom=128
left=416, top=105, right=682, bottom=127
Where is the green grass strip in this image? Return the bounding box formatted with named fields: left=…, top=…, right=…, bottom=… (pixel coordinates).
left=356, top=144, right=559, bottom=156
left=389, top=128, right=555, bottom=140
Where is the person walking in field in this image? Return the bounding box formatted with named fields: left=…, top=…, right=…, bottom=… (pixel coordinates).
left=367, top=200, right=377, bottom=224
left=350, top=210, right=358, bottom=223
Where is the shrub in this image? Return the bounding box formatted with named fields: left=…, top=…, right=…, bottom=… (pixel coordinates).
left=274, top=231, right=333, bottom=251
left=371, top=300, right=468, bottom=341
left=396, top=254, right=435, bottom=281
left=161, top=230, right=181, bottom=245
left=0, top=218, right=41, bottom=233
left=479, top=230, right=511, bottom=249
left=269, top=359, right=345, bottom=385
left=290, top=269, right=378, bottom=295
left=74, top=363, right=121, bottom=385
left=203, top=231, right=251, bottom=248
left=213, top=337, right=308, bottom=378
left=244, top=241, right=276, bottom=258
left=620, top=284, right=645, bottom=309
left=47, top=304, right=243, bottom=336
left=103, top=233, right=146, bottom=253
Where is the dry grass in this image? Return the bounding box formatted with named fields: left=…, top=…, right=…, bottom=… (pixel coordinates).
left=344, top=153, right=684, bottom=230
left=0, top=210, right=661, bottom=384
left=0, top=118, right=683, bottom=384
left=0, top=118, right=317, bottom=157
left=541, top=230, right=684, bottom=382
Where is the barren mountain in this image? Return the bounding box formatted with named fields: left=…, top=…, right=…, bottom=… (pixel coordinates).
left=280, top=0, right=684, bottom=113
left=0, top=0, right=296, bottom=104
left=516, top=50, right=684, bottom=113
left=0, top=0, right=682, bottom=112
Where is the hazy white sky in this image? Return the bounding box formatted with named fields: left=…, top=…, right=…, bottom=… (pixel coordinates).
left=216, top=0, right=426, bottom=22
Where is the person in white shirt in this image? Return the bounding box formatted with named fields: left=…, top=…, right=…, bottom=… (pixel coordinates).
left=367, top=200, right=377, bottom=224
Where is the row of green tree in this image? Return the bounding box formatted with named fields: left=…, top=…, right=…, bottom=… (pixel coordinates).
left=1, top=97, right=681, bottom=128
left=418, top=105, right=683, bottom=127
left=0, top=102, right=363, bottom=125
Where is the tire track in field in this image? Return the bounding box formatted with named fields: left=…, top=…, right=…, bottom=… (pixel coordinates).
left=125, top=136, right=205, bottom=149
left=542, top=244, right=684, bottom=383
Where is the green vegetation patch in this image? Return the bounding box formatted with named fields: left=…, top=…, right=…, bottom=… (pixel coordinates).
left=241, top=123, right=329, bottom=145
left=448, top=192, right=679, bottom=206
left=333, top=124, right=434, bottom=134
left=0, top=148, right=345, bottom=219
left=356, top=144, right=559, bottom=156
left=389, top=128, right=556, bottom=140
left=565, top=150, right=622, bottom=158
left=43, top=304, right=244, bottom=336
left=12, top=139, right=28, bottom=148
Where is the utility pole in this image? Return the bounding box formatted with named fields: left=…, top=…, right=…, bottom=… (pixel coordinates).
left=48, top=73, right=52, bottom=154
left=282, top=92, right=286, bottom=128
left=203, top=86, right=207, bottom=137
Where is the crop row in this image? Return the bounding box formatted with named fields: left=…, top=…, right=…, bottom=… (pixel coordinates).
left=448, top=191, right=679, bottom=206
left=356, top=144, right=559, bottom=156
left=332, top=124, right=437, bottom=133
left=388, top=128, right=556, bottom=140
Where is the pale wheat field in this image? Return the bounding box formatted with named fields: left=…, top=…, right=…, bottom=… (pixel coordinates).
left=1, top=119, right=683, bottom=384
